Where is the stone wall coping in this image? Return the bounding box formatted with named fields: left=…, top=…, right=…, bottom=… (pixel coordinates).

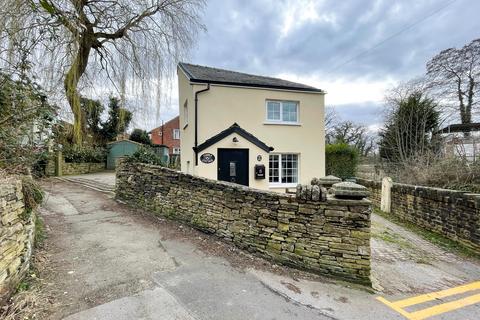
left=356, top=177, right=480, bottom=207
left=63, top=161, right=105, bottom=164
left=130, top=163, right=371, bottom=206
left=355, top=178, right=381, bottom=188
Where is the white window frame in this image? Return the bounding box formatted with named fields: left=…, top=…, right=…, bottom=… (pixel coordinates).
left=173, top=129, right=180, bottom=140
left=173, top=147, right=181, bottom=155
left=265, top=100, right=300, bottom=125
left=268, top=153, right=300, bottom=188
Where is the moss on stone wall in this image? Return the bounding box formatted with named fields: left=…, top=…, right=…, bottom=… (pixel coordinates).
left=0, top=177, right=36, bottom=304
left=116, top=163, right=372, bottom=284
left=357, top=177, right=480, bottom=251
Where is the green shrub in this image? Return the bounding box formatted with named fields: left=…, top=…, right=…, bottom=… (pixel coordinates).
left=32, top=150, right=50, bottom=177
left=325, top=143, right=359, bottom=179
left=34, top=215, right=46, bottom=247
left=21, top=177, right=44, bottom=213
left=63, top=145, right=106, bottom=163
left=125, top=147, right=165, bottom=166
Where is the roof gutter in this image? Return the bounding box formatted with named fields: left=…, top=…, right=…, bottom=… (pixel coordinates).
left=194, top=84, right=210, bottom=165
left=188, top=78, right=324, bottom=94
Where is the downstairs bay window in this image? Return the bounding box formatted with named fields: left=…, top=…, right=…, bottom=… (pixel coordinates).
left=269, top=154, right=299, bottom=187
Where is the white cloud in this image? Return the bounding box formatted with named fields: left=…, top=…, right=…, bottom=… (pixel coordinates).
left=279, top=0, right=337, bottom=38
left=275, top=72, right=397, bottom=106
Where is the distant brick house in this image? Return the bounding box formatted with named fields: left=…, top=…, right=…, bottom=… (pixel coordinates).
left=149, top=116, right=181, bottom=155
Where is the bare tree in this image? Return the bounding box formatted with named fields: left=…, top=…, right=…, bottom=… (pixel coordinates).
left=324, top=106, right=338, bottom=144
left=324, top=107, right=374, bottom=157
left=385, top=77, right=429, bottom=108
left=0, top=0, right=205, bottom=144
left=426, top=38, right=480, bottom=126
left=331, top=121, right=374, bottom=157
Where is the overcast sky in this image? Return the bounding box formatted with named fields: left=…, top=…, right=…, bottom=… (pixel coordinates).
left=146, top=0, right=480, bottom=131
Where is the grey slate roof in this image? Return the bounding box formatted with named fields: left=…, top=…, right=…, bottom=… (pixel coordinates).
left=178, top=62, right=323, bottom=93
left=437, top=123, right=480, bottom=134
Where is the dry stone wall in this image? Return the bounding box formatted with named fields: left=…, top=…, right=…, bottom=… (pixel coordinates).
left=46, top=158, right=105, bottom=176
left=0, top=177, right=36, bottom=303
left=356, top=178, right=381, bottom=206
left=116, top=163, right=372, bottom=284
left=356, top=177, right=480, bottom=251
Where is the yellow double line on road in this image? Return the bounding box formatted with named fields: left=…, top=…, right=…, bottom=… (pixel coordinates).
left=377, top=281, right=480, bottom=319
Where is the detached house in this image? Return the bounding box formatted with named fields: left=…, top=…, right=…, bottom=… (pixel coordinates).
left=178, top=62, right=325, bottom=191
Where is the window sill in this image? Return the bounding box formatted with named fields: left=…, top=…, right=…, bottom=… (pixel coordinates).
left=263, top=122, right=302, bottom=126
left=269, top=183, right=298, bottom=189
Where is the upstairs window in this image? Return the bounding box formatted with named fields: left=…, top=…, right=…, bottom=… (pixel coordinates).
left=173, top=129, right=180, bottom=140
left=266, top=100, right=298, bottom=123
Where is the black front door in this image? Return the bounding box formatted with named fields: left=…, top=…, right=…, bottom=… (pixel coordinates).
left=218, top=148, right=249, bottom=186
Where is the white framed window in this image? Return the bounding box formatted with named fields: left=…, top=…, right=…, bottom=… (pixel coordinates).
left=269, top=153, right=299, bottom=186
left=173, top=129, right=180, bottom=140
left=173, top=147, right=181, bottom=155
left=183, top=100, right=188, bottom=127
left=266, top=100, right=299, bottom=123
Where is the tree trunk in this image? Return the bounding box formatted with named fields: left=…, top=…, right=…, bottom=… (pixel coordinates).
left=64, top=34, right=92, bottom=145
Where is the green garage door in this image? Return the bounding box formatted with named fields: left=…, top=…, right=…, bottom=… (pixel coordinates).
left=107, top=140, right=141, bottom=170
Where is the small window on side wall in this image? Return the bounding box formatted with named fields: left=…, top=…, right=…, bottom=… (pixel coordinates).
left=173, top=129, right=180, bottom=140
left=183, top=100, right=188, bottom=127
left=266, top=100, right=298, bottom=123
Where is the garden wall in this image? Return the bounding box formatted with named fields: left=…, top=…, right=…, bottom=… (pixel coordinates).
left=356, top=177, right=480, bottom=250
left=356, top=178, right=381, bottom=206
left=46, top=156, right=105, bottom=176
left=116, top=163, right=372, bottom=284
left=0, top=177, right=36, bottom=304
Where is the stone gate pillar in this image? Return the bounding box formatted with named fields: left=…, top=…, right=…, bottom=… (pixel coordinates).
left=55, top=150, right=63, bottom=177
left=381, top=176, right=393, bottom=213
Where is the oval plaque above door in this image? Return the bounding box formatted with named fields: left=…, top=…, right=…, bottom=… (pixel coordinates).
left=200, top=153, right=215, bottom=164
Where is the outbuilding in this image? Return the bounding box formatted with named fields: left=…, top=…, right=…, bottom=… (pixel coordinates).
left=106, top=139, right=142, bottom=170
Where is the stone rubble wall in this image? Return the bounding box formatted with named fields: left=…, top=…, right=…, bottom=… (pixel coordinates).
left=0, top=177, right=36, bottom=304
left=46, top=158, right=105, bottom=176
left=116, top=163, right=372, bottom=284
left=356, top=177, right=480, bottom=251
left=355, top=178, right=381, bottom=206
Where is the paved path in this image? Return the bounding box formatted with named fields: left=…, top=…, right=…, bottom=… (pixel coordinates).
left=39, top=179, right=333, bottom=320
left=36, top=173, right=480, bottom=320
left=371, top=214, right=480, bottom=295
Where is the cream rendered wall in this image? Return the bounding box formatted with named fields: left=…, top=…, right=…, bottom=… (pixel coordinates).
left=178, top=69, right=196, bottom=174
left=196, top=132, right=269, bottom=190
left=178, top=68, right=325, bottom=190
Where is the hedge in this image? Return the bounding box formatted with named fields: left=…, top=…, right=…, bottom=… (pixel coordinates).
left=62, top=145, right=106, bottom=163
left=325, top=143, right=359, bottom=179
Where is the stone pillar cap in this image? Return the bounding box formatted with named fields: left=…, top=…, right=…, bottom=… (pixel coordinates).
left=332, top=181, right=369, bottom=199
left=312, top=175, right=342, bottom=186
left=319, top=175, right=342, bottom=183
